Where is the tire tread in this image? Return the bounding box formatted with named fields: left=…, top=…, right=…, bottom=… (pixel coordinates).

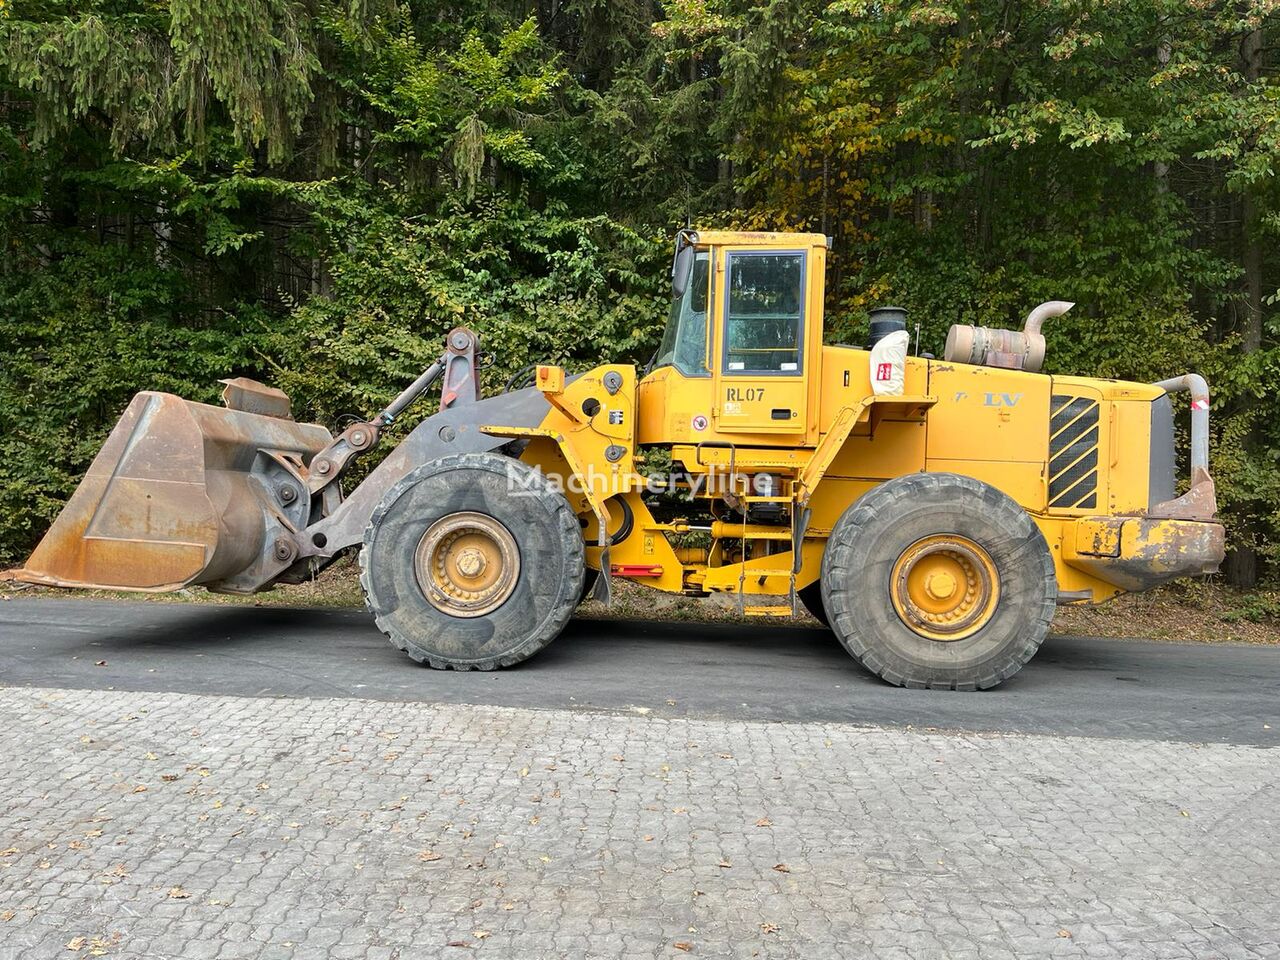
left=359, top=452, right=582, bottom=671
left=821, top=472, right=1056, bottom=690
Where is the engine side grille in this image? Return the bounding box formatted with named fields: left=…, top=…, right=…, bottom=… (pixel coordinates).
left=1049, top=394, right=1099, bottom=509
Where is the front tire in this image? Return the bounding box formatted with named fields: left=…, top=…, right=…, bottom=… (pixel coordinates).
left=820, top=473, right=1056, bottom=690
left=360, top=452, right=583, bottom=670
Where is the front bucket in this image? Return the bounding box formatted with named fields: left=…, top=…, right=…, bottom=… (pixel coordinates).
left=5, top=391, right=331, bottom=592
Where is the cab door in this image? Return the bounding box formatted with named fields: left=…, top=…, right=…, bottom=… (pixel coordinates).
left=712, top=249, right=809, bottom=435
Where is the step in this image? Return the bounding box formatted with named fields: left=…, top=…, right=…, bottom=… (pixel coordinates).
left=742, top=605, right=794, bottom=618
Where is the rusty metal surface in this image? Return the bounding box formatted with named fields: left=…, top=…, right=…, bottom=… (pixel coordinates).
left=7, top=392, right=330, bottom=592
left=1147, top=466, right=1218, bottom=522
left=219, top=378, right=294, bottom=419
left=1107, top=517, right=1226, bottom=592
left=1067, top=515, right=1225, bottom=593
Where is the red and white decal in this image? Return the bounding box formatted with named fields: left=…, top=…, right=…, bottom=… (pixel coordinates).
left=691, top=414, right=708, bottom=432
left=875, top=362, right=893, bottom=382
left=1191, top=398, right=1210, bottom=411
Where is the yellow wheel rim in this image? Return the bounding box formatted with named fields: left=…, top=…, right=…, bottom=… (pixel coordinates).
left=415, top=512, right=520, bottom=618
left=890, top=535, right=999, bottom=641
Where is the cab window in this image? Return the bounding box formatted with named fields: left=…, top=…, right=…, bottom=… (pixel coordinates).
left=653, top=252, right=711, bottom=377
left=722, top=252, right=805, bottom=375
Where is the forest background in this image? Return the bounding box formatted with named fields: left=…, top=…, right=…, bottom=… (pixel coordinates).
left=2, top=0, right=1277, bottom=588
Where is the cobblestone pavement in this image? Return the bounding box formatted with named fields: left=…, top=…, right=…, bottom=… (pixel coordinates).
left=0, top=686, right=1276, bottom=960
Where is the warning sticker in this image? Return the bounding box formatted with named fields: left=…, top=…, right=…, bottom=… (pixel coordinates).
left=691, top=415, right=708, bottom=431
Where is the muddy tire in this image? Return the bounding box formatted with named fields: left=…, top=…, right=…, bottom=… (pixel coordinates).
left=797, top=581, right=829, bottom=627
left=820, top=472, right=1056, bottom=690
left=360, top=452, right=583, bottom=670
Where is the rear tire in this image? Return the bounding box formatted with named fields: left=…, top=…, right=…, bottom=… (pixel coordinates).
left=360, top=452, right=583, bottom=670
left=820, top=472, right=1056, bottom=690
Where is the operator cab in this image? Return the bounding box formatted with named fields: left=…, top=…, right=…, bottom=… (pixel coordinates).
left=638, top=230, right=828, bottom=445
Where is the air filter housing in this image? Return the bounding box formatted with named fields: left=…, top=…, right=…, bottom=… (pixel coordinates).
left=944, top=301, right=1074, bottom=372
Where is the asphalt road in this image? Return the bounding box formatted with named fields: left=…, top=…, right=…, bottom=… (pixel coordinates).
left=0, top=597, right=1276, bottom=746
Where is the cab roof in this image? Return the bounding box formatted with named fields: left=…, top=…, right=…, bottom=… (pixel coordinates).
left=689, top=230, right=830, bottom=248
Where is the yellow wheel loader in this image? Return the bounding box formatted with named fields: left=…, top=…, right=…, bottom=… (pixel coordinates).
left=4, top=230, right=1225, bottom=689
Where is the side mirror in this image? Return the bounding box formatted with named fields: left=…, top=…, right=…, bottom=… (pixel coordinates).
left=671, top=233, right=696, bottom=298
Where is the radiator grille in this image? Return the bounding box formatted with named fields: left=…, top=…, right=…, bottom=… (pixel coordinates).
left=1049, top=394, right=1099, bottom=509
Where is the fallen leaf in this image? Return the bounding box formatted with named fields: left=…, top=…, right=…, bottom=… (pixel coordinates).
left=518, top=767, right=529, bottom=778
left=717, top=860, right=731, bottom=869
left=612, top=755, right=625, bottom=762
left=643, top=835, right=654, bottom=842
left=673, top=943, right=692, bottom=952
left=144, top=752, right=157, bottom=761
left=755, top=818, right=773, bottom=827
left=772, top=863, right=790, bottom=873
left=760, top=923, right=779, bottom=934
left=161, top=774, right=179, bottom=783
left=1057, top=929, right=1072, bottom=939
left=167, top=886, right=190, bottom=899
left=0, top=848, right=18, bottom=857
left=1180, top=810, right=1190, bottom=817
left=131, top=785, right=147, bottom=794
left=66, top=936, right=87, bottom=950
left=1, top=911, right=14, bottom=921
left=94, top=661, right=107, bottom=667
left=446, top=941, right=471, bottom=948
left=84, top=831, right=102, bottom=839
left=419, top=850, right=443, bottom=862
left=473, top=930, right=490, bottom=939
